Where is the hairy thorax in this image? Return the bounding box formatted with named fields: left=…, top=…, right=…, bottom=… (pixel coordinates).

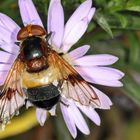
left=22, top=65, right=61, bottom=88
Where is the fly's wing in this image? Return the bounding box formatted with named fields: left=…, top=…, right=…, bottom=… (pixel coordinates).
left=48, top=51, right=100, bottom=107
left=0, top=59, right=26, bottom=128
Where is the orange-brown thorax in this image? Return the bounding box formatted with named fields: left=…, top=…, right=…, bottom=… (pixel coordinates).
left=19, top=36, right=50, bottom=73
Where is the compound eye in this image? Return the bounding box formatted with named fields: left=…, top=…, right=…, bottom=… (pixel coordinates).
left=17, top=27, right=29, bottom=41
left=31, top=25, right=46, bottom=37
left=17, top=25, right=47, bottom=41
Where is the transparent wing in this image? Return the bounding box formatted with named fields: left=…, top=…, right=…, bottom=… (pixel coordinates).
left=0, top=59, right=26, bottom=127
left=48, top=50, right=100, bottom=107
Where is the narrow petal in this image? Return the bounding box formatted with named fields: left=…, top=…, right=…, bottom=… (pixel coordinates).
left=104, top=67, right=125, bottom=77
left=0, top=42, right=19, bottom=55
left=89, top=78, right=123, bottom=87
left=48, top=0, right=64, bottom=48
left=87, top=7, right=95, bottom=21
left=76, top=66, right=124, bottom=80
left=77, top=104, right=101, bottom=126
left=0, top=71, right=8, bottom=85
left=18, top=0, right=43, bottom=26
left=63, top=0, right=92, bottom=40
left=60, top=98, right=77, bottom=138
left=0, top=51, right=17, bottom=63
left=74, top=54, right=119, bottom=66
left=69, top=45, right=90, bottom=60
left=91, top=86, right=112, bottom=109
left=75, top=67, right=123, bottom=87
left=63, top=20, right=87, bottom=52
left=0, top=63, right=11, bottom=71
left=69, top=100, right=90, bottom=135
left=0, top=13, right=20, bottom=41
left=0, top=25, right=17, bottom=43
left=36, top=108, right=47, bottom=126
left=62, top=7, right=95, bottom=52
left=0, top=62, right=13, bottom=85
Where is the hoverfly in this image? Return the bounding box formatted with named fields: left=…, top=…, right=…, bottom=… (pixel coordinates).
left=0, top=24, right=100, bottom=125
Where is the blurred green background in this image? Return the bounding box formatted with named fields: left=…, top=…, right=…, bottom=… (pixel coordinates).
left=1, top=0, right=140, bottom=140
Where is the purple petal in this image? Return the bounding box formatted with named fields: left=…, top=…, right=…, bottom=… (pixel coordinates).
left=91, top=86, right=112, bottom=109
left=68, top=100, right=90, bottom=135
left=105, top=67, right=125, bottom=77
left=18, top=0, right=43, bottom=26
left=90, top=78, right=123, bottom=87
left=0, top=25, right=17, bottom=43
left=0, top=63, right=12, bottom=71
left=62, top=1, right=95, bottom=52
left=62, top=13, right=88, bottom=52
left=76, top=66, right=124, bottom=81
left=80, top=75, right=123, bottom=87
left=48, top=0, right=64, bottom=48
left=74, top=54, right=119, bottom=66
left=0, top=42, right=19, bottom=55
left=36, top=108, right=47, bottom=126
left=77, top=104, right=101, bottom=126
left=69, top=45, right=90, bottom=60
left=63, top=20, right=88, bottom=52
left=75, top=67, right=124, bottom=87
left=0, top=51, right=17, bottom=63
left=87, top=8, right=95, bottom=21
left=63, top=0, right=92, bottom=40
left=0, top=13, right=20, bottom=41
left=60, top=100, right=77, bottom=139
left=0, top=71, right=8, bottom=85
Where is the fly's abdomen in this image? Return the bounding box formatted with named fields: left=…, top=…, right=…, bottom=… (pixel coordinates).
left=25, top=83, right=60, bottom=110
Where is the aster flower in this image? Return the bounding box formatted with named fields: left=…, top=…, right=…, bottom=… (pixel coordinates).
left=0, top=0, right=124, bottom=138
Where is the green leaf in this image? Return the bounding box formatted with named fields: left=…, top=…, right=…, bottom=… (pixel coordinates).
left=126, top=0, right=140, bottom=12
left=122, top=74, right=140, bottom=106
left=33, top=0, right=49, bottom=15
left=94, top=0, right=108, bottom=7
left=87, top=22, right=96, bottom=33
left=0, top=0, right=19, bottom=21
left=113, top=13, right=128, bottom=28
left=107, top=0, right=126, bottom=12
left=54, top=114, right=72, bottom=140
left=106, top=13, right=140, bottom=30
left=127, top=32, right=140, bottom=64
left=94, top=11, right=113, bottom=38
left=95, top=0, right=140, bottom=13
left=127, top=64, right=140, bottom=75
